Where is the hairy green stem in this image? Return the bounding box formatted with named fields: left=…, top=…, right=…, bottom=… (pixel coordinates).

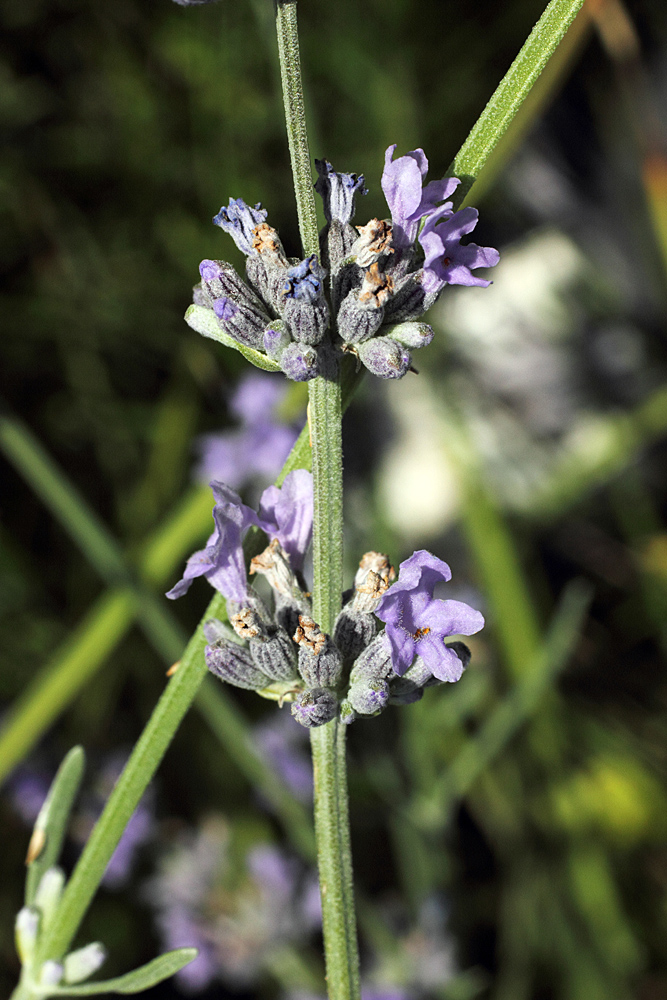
left=275, top=0, right=320, bottom=258
left=275, top=4, right=359, bottom=999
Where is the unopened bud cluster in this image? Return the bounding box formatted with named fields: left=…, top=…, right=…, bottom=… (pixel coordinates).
left=204, top=546, right=471, bottom=729
left=189, top=147, right=498, bottom=381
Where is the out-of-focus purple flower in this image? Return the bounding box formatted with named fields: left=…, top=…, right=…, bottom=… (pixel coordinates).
left=167, top=471, right=313, bottom=602
left=8, top=770, right=50, bottom=825
left=213, top=198, right=268, bottom=255
left=254, top=712, right=313, bottom=803
left=381, top=145, right=460, bottom=249
left=194, top=372, right=298, bottom=489
left=419, top=206, right=500, bottom=293
left=166, top=482, right=259, bottom=603
left=375, top=550, right=484, bottom=679
left=146, top=817, right=319, bottom=991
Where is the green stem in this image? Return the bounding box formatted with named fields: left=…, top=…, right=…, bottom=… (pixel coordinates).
left=275, top=0, right=320, bottom=258
left=274, top=5, right=359, bottom=999
left=310, top=721, right=360, bottom=1000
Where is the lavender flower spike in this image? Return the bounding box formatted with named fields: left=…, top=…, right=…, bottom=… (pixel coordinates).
left=375, top=549, right=484, bottom=680
left=257, top=469, right=313, bottom=571
left=419, top=206, right=500, bottom=293
left=213, top=198, right=268, bottom=256
left=314, top=159, right=368, bottom=224
left=381, top=145, right=460, bottom=249
left=166, top=482, right=260, bottom=603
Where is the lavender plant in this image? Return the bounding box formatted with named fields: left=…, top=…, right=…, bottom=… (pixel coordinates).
left=8, top=0, right=589, bottom=997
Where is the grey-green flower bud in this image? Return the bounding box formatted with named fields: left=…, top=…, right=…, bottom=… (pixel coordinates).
left=205, top=636, right=273, bottom=690
left=347, top=678, right=390, bottom=716
left=15, top=907, right=39, bottom=964
left=349, top=631, right=393, bottom=687
left=333, top=607, right=377, bottom=663
left=64, top=943, right=107, bottom=984
left=294, top=615, right=343, bottom=689
left=291, top=687, right=338, bottom=728
left=384, top=321, right=434, bottom=350
left=357, top=336, right=411, bottom=379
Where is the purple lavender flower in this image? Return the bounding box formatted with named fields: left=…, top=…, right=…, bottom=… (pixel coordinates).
left=419, top=206, right=500, bottom=293
left=213, top=198, right=268, bottom=256
left=375, top=550, right=484, bottom=680
left=166, top=482, right=260, bottom=603
left=166, top=471, right=314, bottom=601
left=194, top=372, right=298, bottom=489
left=7, top=769, right=50, bottom=825
left=257, top=468, right=313, bottom=571
left=314, top=159, right=368, bottom=224
left=146, top=818, right=320, bottom=991
left=381, top=145, right=460, bottom=249
left=283, top=256, right=326, bottom=303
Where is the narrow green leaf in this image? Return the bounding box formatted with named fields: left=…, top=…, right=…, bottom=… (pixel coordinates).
left=25, top=747, right=85, bottom=906
left=184, top=304, right=281, bottom=372
left=50, top=948, right=197, bottom=996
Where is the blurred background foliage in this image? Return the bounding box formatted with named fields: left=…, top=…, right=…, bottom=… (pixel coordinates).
left=2, top=0, right=667, bottom=998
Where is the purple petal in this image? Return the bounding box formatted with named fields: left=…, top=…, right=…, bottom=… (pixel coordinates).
left=384, top=622, right=417, bottom=676
left=421, top=598, right=485, bottom=638
left=258, top=469, right=313, bottom=570
left=419, top=638, right=467, bottom=682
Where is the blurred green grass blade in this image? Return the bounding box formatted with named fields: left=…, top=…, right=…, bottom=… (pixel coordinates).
left=458, top=468, right=543, bottom=679
left=0, top=590, right=135, bottom=787
left=0, top=416, right=129, bottom=584
left=412, top=579, right=592, bottom=829
left=25, top=746, right=85, bottom=906
left=196, top=678, right=316, bottom=860
left=449, top=0, right=588, bottom=206
left=520, top=382, right=667, bottom=519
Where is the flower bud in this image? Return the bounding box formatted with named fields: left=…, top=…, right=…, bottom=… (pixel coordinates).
left=39, top=960, right=64, bottom=987
left=339, top=699, right=357, bottom=725
left=15, top=907, right=39, bottom=964
left=294, top=615, right=343, bottom=689
left=357, top=336, right=411, bottom=379
left=282, top=257, right=330, bottom=346
left=382, top=270, right=440, bottom=323
left=34, top=867, right=65, bottom=931
left=246, top=224, right=290, bottom=314
left=337, top=263, right=395, bottom=344
left=349, top=631, right=393, bottom=687
left=205, top=637, right=273, bottom=690
left=291, top=687, right=338, bottom=729
left=384, top=321, right=434, bottom=350
left=347, top=678, right=390, bottom=716
left=198, top=259, right=271, bottom=349
left=333, top=607, right=377, bottom=663
left=278, top=342, right=320, bottom=381
left=250, top=539, right=301, bottom=599
left=231, top=609, right=298, bottom=682
left=263, top=321, right=292, bottom=360
left=64, top=942, right=107, bottom=985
